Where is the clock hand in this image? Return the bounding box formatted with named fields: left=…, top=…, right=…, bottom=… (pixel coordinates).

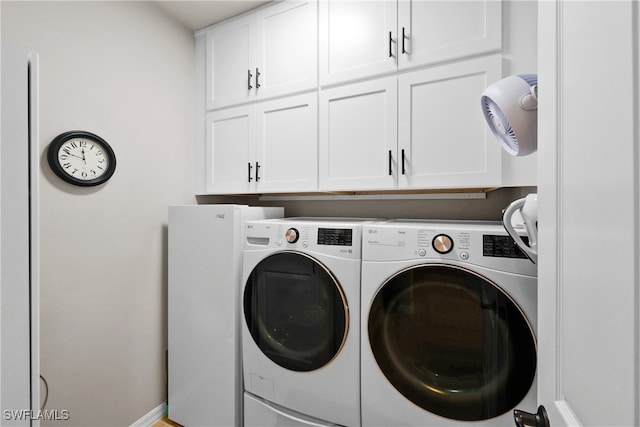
left=81, top=148, right=86, bottom=165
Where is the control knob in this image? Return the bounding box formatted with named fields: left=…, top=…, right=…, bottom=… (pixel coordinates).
left=285, top=228, right=300, bottom=243
left=432, top=234, right=453, bottom=254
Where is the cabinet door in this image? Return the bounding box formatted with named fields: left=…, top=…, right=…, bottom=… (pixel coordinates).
left=205, top=106, right=255, bottom=194
left=254, top=1, right=317, bottom=100
left=319, top=77, right=397, bottom=191
left=255, top=93, right=318, bottom=193
left=206, top=14, right=255, bottom=110
left=319, top=0, right=397, bottom=86
left=398, top=0, right=502, bottom=70
left=398, top=55, right=502, bottom=189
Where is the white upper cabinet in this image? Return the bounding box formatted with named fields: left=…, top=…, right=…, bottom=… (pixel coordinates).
left=319, top=77, right=398, bottom=191
left=254, top=1, right=318, bottom=101
left=196, top=0, right=516, bottom=194
left=398, top=55, right=502, bottom=188
left=206, top=1, right=318, bottom=110
left=205, top=93, right=318, bottom=194
left=397, top=0, right=502, bottom=70
left=205, top=105, right=254, bottom=194
left=319, top=0, right=502, bottom=86
left=319, top=54, right=501, bottom=191
left=254, top=93, right=318, bottom=193
left=319, top=0, right=398, bottom=87
left=206, top=14, right=255, bottom=110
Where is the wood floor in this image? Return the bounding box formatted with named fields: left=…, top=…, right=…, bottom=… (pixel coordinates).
left=151, top=416, right=183, bottom=427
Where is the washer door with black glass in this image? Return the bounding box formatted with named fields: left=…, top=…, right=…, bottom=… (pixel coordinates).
left=368, top=264, right=536, bottom=421
left=244, top=251, right=349, bottom=372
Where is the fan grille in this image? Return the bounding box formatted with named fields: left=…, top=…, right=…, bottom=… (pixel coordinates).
left=482, top=96, right=519, bottom=155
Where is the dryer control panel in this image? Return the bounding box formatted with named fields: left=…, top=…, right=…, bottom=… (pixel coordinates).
left=362, top=220, right=537, bottom=276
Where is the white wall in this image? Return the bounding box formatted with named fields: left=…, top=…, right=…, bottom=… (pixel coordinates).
left=1, top=2, right=195, bottom=425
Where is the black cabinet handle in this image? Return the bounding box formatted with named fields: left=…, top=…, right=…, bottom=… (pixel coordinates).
left=247, top=70, right=253, bottom=90
left=401, top=149, right=406, bottom=175
left=388, top=150, right=393, bottom=175
left=388, top=31, right=393, bottom=57
left=402, top=27, right=407, bottom=54
left=514, top=405, right=550, bottom=427
left=248, top=162, right=253, bottom=182
left=256, top=68, right=261, bottom=89
left=255, top=162, right=261, bottom=181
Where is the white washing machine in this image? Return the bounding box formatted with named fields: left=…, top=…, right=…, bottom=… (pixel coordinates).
left=361, top=220, right=537, bottom=426
left=242, top=218, right=368, bottom=427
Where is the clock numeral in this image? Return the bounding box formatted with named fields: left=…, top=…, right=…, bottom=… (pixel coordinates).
left=79, top=140, right=88, bottom=147
left=69, top=141, right=78, bottom=149
left=63, top=148, right=71, bottom=155
left=60, top=154, right=68, bottom=161
left=63, top=162, right=72, bottom=169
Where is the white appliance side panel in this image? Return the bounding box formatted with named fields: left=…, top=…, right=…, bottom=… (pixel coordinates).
left=167, top=205, right=278, bottom=426
left=168, top=205, right=283, bottom=427
left=168, top=205, right=241, bottom=427
left=1, top=43, right=33, bottom=426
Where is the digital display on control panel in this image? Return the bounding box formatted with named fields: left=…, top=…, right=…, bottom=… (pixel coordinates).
left=483, top=235, right=529, bottom=259
left=318, top=228, right=353, bottom=246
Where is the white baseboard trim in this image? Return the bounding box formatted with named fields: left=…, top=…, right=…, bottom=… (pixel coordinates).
left=129, top=402, right=166, bottom=427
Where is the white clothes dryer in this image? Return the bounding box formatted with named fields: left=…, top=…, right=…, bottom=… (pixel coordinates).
left=242, top=218, right=368, bottom=427
left=361, top=220, right=537, bottom=426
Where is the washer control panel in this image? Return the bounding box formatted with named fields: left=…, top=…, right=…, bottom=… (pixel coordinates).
left=245, top=219, right=366, bottom=259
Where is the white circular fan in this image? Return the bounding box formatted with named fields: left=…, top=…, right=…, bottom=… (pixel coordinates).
left=481, top=74, right=538, bottom=156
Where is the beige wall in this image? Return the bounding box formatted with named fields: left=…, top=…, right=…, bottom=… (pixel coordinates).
left=2, top=1, right=196, bottom=425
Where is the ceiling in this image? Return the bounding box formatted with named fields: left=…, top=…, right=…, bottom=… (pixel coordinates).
left=155, top=1, right=272, bottom=31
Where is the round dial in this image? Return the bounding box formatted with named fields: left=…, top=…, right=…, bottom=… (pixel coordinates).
left=432, top=234, right=454, bottom=254
left=47, top=131, right=116, bottom=187
left=285, top=228, right=300, bottom=243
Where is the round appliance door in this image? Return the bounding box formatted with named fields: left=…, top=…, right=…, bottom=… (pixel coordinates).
left=244, top=251, right=349, bottom=372
left=368, top=264, right=536, bottom=421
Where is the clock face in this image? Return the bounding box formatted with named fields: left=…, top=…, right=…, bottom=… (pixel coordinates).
left=47, top=131, right=116, bottom=186
left=57, top=137, right=110, bottom=181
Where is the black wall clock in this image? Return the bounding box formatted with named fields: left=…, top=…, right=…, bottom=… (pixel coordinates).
left=47, top=130, right=116, bottom=187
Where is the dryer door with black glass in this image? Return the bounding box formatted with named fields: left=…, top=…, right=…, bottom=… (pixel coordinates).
left=368, top=264, right=536, bottom=421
